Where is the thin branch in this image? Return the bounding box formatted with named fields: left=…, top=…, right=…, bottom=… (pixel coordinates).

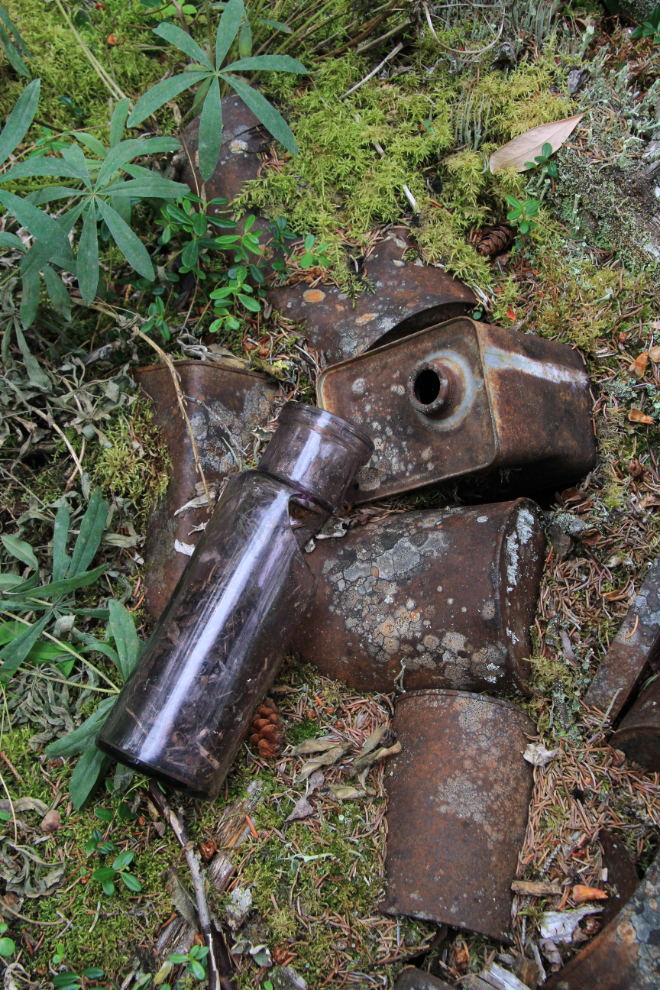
left=54, top=0, right=127, bottom=101
left=423, top=1, right=505, bottom=55
left=341, top=42, right=404, bottom=100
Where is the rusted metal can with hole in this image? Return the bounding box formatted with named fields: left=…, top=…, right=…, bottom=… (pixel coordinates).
left=317, top=318, right=597, bottom=504
left=544, top=852, right=660, bottom=990
left=291, top=499, right=545, bottom=696
left=135, top=361, right=278, bottom=621
left=382, top=690, right=534, bottom=942
left=610, top=675, right=660, bottom=773
left=267, top=233, right=476, bottom=364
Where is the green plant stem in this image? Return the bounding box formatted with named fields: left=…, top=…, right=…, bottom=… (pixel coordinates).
left=53, top=0, right=127, bottom=102
left=24, top=668, right=118, bottom=694
left=203, top=0, right=214, bottom=58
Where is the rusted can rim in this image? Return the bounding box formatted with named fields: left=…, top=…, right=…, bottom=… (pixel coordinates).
left=135, top=359, right=268, bottom=381
left=395, top=688, right=531, bottom=716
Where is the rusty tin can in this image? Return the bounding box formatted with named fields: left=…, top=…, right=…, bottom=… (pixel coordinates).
left=135, top=361, right=278, bottom=620
left=544, top=852, right=660, bottom=990
left=317, top=318, right=597, bottom=504
left=267, top=232, right=476, bottom=365
left=585, top=557, right=660, bottom=722
left=382, top=690, right=534, bottom=942
left=290, top=499, right=545, bottom=696
left=394, top=970, right=455, bottom=990
left=610, top=675, right=660, bottom=773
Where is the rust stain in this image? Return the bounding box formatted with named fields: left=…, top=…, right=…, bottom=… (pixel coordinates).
left=381, top=690, right=534, bottom=942
left=292, top=499, right=545, bottom=695
left=355, top=312, right=377, bottom=325
left=585, top=556, right=660, bottom=721
left=303, top=289, right=326, bottom=304
left=317, top=317, right=597, bottom=504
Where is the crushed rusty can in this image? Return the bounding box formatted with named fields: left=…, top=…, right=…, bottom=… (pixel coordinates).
left=317, top=318, right=597, bottom=504
left=291, top=499, right=545, bottom=696
left=585, top=557, right=660, bottom=722
left=611, top=675, right=660, bottom=773
left=544, top=851, right=660, bottom=990
left=382, top=689, right=534, bottom=942
left=135, top=361, right=278, bottom=620
left=267, top=232, right=476, bottom=364
left=394, top=969, right=455, bottom=990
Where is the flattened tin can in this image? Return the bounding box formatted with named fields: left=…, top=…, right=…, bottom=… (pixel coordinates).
left=382, top=690, right=534, bottom=942
left=394, top=969, right=455, bottom=990
left=291, top=499, right=545, bottom=696
left=135, top=361, right=278, bottom=620
left=544, top=852, right=660, bottom=990
left=317, top=318, right=597, bottom=504
left=585, top=557, right=660, bottom=722
left=267, top=233, right=476, bottom=364
left=611, top=675, right=660, bottom=773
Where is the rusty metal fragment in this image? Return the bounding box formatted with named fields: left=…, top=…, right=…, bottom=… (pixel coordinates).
left=317, top=318, right=597, bottom=504
left=176, top=96, right=266, bottom=212
left=610, top=675, right=660, bottom=772
left=394, top=969, right=455, bottom=990
left=599, top=828, right=639, bottom=927
left=268, top=234, right=476, bottom=364
left=544, top=851, right=660, bottom=990
left=584, top=558, right=660, bottom=721
left=135, top=361, right=278, bottom=620
left=382, top=690, right=534, bottom=942
left=291, top=499, right=545, bottom=695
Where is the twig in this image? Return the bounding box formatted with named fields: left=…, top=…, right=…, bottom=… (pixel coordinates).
left=24, top=403, right=84, bottom=488
left=0, top=772, right=17, bottom=843
left=356, top=17, right=412, bottom=55
left=0, top=901, right=67, bottom=926
left=132, top=328, right=212, bottom=509
left=341, top=42, right=404, bottom=99
left=148, top=783, right=236, bottom=990
left=53, top=0, right=127, bottom=101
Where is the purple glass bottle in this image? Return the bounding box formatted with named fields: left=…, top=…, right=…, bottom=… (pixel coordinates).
left=97, top=403, right=372, bottom=798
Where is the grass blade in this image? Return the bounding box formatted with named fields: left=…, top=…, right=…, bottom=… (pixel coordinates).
left=68, top=488, right=108, bottom=578
left=52, top=504, right=71, bottom=582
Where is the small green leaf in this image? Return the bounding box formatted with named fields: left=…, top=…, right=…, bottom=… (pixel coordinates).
left=98, top=200, right=155, bottom=280
left=255, top=17, right=292, bottom=33
left=94, top=806, right=114, bottom=821
left=0, top=190, right=70, bottom=258
left=215, top=0, right=244, bottom=68
left=121, top=872, right=142, bottom=892
left=238, top=16, right=252, bottom=58
left=69, top=746, right=112, bottom=809
left=127, top=72, right=209, bottom=128
left=1, top=534, right=38, bottom=571
left=0, top=612, right=50, bottom=678
left=220, top=74, right=298, bottom=154
left=101, top=878, right=115, bottom=896
left=0, top=79, right=40, bottom=168
left=238, top=293, right=260, bottom=312
left=188, top=960, right=205, bottom=979
left=110, top=98, right=131, bottom=147
left=43, top=264, right=72, bottom=322
left=181, top=239, right=199, bottom=268
left=69, top=488, right=108, bottom=578
left=82, top=969, right=105, bottom=980
left=112, top=850, right=134, bottom=870
left=46, top=698, right=117, bottom=758
left=108, top=600, right=140, bottom=682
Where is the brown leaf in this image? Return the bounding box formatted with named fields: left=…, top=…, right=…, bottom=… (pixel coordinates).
left=630, top=352, right=649, bottom=378
left=649, top=345, right=660, bottom=363
left=285, top=795, right=314, bottom=822
left=489, top=114, right=584, bottom=173
left=629, top=408, right=654, bottom=425
left=511, top=879, right=563, bottom=897
left=292, top=735, right=342, bottom=756
left=573, top=884, right=608, bottom=904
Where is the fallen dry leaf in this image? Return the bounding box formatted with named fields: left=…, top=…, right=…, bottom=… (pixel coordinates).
left=523, top=742, right=559, bottom=766
left=296, top=744, right=349, bottom=781
left=356, top=723, right=392, bottom=758
left=306, top=770, right=324, bottom=795
left=630, top=352, right=649, bottom=378
left=650, top=345, right=660, bottom=363
left=539, top=904, right=603, bottom=943
left=629, top=408, right=654, bottom=425
left=292, top=735, right=342, bottom=756
left=348, top=740, right=401, bottom=777
left=572, top=884, right=608, bottom=904
left=326, top=784, right=375, bottom=800
left=286, top=795, right=315, bottom=822
left=511, top=879, right=562, bottom=897
left=489, top=114, right=584, bottom=173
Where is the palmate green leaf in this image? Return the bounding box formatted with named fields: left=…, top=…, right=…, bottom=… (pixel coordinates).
left=0, top=232, right=24, bottom=252
left=43, top=264, right=71, bottom=321
left=110, top=97, right=130, bottom=148
left=4, top=563, right=108, bottom=599
left=102, top=177, right=190, bottom=199
left=0, top=612, right=50, bottom=677
left=0, top=6, right=31, bottom=57
left=0, top=78, right=39, bottom=167
left=142, top=136, right=181, bottom=155
left=20, top=202, right=84, bottom=278
left=95, top=138, right=150, bottom=189
left=153, top=21, right=213, bottom=69
left=216, top=0, right=244, bottom=68
left=62, top=144, right=92, bottom=187
left=15, top=323, right=50, bottom=387
left=69, top=744, right=112, bottom=809
left=198, top=76, right=222, bottom=181
left=0, top=24, right=29, bottom=77
left=110, top=193, right=131, bottom=226
left=1, top=534, right=38, bottom=570
left=27, top=186, right=82, bottom=207
left=77, top=202, right=99, bottom=306
left=108, top=600, right=140, bottom=682
left=52, top=505, right=71, bottom=582
left=238, top=16, right=252, bottom=58
left=256, top=17, right=292, bottom=33
left=72, top=131, right=106, bottom=159
left=69, top=487, right=108, bottom=578
left=0, top=158, right=90, bottom=184
left=127, top=71, right=209, bottom=128
left=220, top=74, right=298, bottom=154
left=98, top=199, right=154, bottom=280
left=224, top=54, right=306, bottom=73
left=19, top=265, right=40, bottom=329
left=0, top=190, right=71, bottom=257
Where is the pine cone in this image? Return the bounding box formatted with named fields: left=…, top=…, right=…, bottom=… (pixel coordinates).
left=249, top=699, right=284, bottom=759
left=474, top=224, right=514, bottom=257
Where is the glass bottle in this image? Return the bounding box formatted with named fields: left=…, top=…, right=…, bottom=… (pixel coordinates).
left=97, top=403, right=373, bottom=799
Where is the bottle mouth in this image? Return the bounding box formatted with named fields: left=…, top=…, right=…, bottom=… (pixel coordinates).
left=277, top=402, right=374, bottom=457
